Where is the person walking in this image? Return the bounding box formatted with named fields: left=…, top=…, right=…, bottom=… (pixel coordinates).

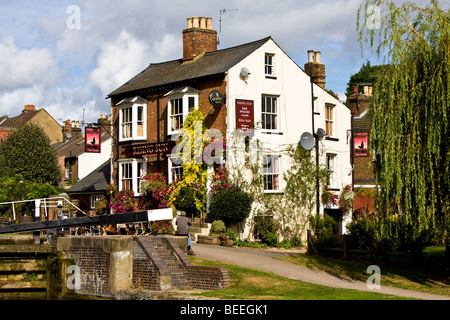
left=176, top=211, right=194, bottom=255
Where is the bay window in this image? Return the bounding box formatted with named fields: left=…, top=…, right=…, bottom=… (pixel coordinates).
left=117, top=96, right=147, bottom=142
left=165, top=86, right=200, bottom=135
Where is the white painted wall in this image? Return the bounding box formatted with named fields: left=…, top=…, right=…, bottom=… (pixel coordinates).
left=78, top=138, right=112, bottom=180
left=225, top=39, right=352, bottom=238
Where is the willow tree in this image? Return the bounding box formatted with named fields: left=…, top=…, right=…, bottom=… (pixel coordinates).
left=357, top=1, right=449, bottom=249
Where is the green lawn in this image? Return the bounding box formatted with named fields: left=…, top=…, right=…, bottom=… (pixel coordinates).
left=189, top=256, right=414, bottom=300
left=278, top=247, right=449, bottom=297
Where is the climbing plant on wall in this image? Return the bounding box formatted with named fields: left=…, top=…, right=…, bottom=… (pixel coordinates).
left=358, top=0, right=450, bottom=248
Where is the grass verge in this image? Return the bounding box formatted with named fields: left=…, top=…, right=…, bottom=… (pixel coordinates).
left=189, top=256, right=413, bottom=300
left=278, top=248, right=449, bottom=297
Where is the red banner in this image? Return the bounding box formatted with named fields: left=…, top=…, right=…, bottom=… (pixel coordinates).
left=85, top=127, right=101, bottom=153
left=354, top=132, right=369, bottom=157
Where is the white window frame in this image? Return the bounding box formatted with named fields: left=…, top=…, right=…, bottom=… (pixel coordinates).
left=118, top=102, right=147, bottom=142
left=91, top=195, right=103, bottom=209
left=166, top=91, right=199, bottom=136
left=167, top=156, right=184, bottom=184
left=118, top=159, right=147, bottom=196
left=326, top=154, right=337, bottom=188
left=265, top=53, right=275, bottom=77
left=325, top=104, right=335, bottom=137
left=261, top=95, right=279, bottom=132
left=263, top=155, right=281, bottom=193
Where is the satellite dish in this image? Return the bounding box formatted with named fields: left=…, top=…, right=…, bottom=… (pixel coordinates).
left=240, top=67, right=251, bottom=79
left=316, top=128, right=326, bottom=140
left=299, top=132, right=315, bottom=151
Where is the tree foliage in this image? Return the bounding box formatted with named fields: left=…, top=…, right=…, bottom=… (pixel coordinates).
left=0, top=123, right=62, bottom=185
left=358, top=0, right=450, bottom=247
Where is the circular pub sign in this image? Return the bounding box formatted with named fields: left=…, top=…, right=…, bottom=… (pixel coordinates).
left=209, top=90, right=224, bottom=107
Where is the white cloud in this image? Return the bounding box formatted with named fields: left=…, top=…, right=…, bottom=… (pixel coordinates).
left=0, top=36, right=58, bottom=90
left=89, top=30, right=152, bottom=97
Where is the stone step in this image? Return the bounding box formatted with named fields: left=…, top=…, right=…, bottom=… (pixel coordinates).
left=0, top=260, right=43, bottom=272
left=0, top=280, right=47, bottom=290
left=0, top=273, right=45, bottom=282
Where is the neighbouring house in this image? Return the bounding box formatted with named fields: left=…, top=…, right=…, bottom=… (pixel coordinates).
left=348, top=85, right=377, bottom=217
left=107, top=17, right=352, bottom=237
left=53, top=115, right=112, bottom=188
left=67, top=160, right=111, bottom=216
left=0, top=105, right=64, bottom=143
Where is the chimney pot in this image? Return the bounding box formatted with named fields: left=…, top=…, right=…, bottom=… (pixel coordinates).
left=192, top=17, right=200, bottom=28
left=187, top=18, right=193, bottom=29
left=200, top=17, right=206, bottom=29
left=206, top=17, right=213, bottom=30
left=353, top=86, right=358, bottom=94
left=368, top=86, right=373, bottom=96
left=307, top=50, right=315, bottom=63
left=315, top=51, right=321, bottom=64
left=363, top=85, right=369, bottom=95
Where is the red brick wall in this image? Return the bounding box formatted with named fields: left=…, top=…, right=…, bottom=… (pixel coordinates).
left=111, top=75, right=227, bottom=183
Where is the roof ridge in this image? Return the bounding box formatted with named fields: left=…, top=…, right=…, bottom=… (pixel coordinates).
left=147, top=36, right=272, bottom=67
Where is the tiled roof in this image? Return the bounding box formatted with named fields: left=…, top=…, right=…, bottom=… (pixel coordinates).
left=67, top=161, right=111, bottom=194
left=108, top=37, right=272, bottom=97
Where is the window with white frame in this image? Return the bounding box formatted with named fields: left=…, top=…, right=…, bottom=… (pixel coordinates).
left=91, top=195, right=103, bottom=209
left=263, top=155, right=280, bottom=192
left=326, top=154, right=336, bottom=188
left=262, top=95, right=278, bottom=131
left=119, top=159, right=147, bottom=196
left=325, top=104, right=335, bottom=137
left=168, top=156, right=184, bottom=184
left=166, top=87, right=199, bottom=135
left=265, top=53, right=275, bottom=76
left=118, top=97, right=147, bottom=142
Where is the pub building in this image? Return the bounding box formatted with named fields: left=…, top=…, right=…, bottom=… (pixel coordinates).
left=107, top=17, right=353, bottom=237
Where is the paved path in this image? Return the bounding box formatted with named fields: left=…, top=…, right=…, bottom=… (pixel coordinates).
left=193, top=243, right=450, bottom=300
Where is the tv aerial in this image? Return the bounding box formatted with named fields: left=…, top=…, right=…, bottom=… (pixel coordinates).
left=218, top=8, right=238, bottom=46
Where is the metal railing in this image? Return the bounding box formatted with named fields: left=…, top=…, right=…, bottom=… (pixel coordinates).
left=0, top=196, right=86, bottom=221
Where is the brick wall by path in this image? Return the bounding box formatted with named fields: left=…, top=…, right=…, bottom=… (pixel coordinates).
left=58, top=235, right=230, bottom=298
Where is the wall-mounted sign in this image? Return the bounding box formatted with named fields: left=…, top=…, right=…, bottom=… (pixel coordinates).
left=236, top=99, right=254, bottom=134
left=209, top=90, right=224, bottom=107
left=125, top=141, right=176, bottom=158
left=354, top=132, right=369, bottom=157
left=85, top=127, right=101, bottom=153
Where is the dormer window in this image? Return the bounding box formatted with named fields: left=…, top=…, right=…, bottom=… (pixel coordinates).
left=117, top=96, right=148, bottom=142
left=165, top=86, right=200, bottom=135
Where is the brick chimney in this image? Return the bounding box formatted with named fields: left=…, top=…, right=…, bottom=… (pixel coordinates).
left=63, top=119, right=82, bottom=140
left=348, top=86, right=373, bottom=117
left=304, top=50, right=326, bottom=90
left=22, top=105, right=36, bottom=113
left=183, top=17, right=217, bottom=62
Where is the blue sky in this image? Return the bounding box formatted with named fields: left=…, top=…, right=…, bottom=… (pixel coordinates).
left=0, top=0, right=386, bottom=125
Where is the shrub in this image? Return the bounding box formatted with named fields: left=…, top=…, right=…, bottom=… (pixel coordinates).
left=210, top=220, right=226, bottom=235
left=172, top=185, right=198, bottom=217
left=209, top=187, right=253, bottom=227
left=254, top=215, right=280, bottom=247
left=309, top=213, right=336, bottom=236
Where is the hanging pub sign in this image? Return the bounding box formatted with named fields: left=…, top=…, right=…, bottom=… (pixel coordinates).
left=235, top=99, right=254, bottom=135
left=85, top=127, right=101, bottom=153
left=354, top=132, right=369, bottom=157
left=125, top=141, right=176, bottom=158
